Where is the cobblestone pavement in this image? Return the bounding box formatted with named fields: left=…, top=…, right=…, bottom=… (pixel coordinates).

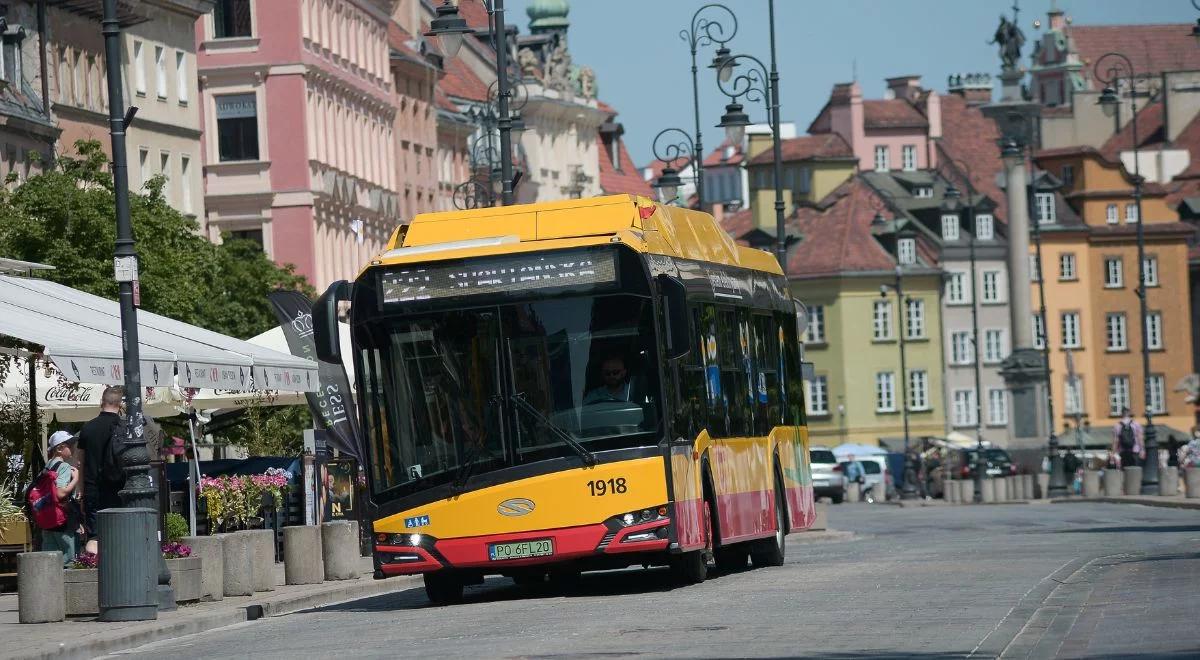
left=108, top=503, right=1200, bottom=659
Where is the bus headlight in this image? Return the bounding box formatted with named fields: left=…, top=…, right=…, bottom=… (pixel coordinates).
left=613, top=505, right=669, bottom=527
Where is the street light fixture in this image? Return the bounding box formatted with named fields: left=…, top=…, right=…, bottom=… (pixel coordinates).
left=1094, top=51, right=1159, bottom=494
left=650, top=127, right=695, bottom=206
left=713, top=0, right=785, bottom=267
left=426, top=0, right=517, bottom=205
left=681, top=4, right=738, bottom=209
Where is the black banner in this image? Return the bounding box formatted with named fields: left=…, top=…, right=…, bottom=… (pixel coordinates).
left=267, top=290, right=362, bottom=461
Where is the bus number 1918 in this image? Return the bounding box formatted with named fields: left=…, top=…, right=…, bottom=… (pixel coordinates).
left=587, top=478, right=627, bottom=496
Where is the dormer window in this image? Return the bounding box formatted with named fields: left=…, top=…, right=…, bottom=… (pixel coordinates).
left=1, top=23, right=26, bottom=85
left=914, top=186, right=933, bottom=198
left=941, top=214, right=960, bottom=241
left=897, top=238, right=916, bottom=265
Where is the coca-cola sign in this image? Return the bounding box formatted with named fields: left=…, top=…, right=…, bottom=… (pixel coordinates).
left=43, top=385, right=96, bottom=403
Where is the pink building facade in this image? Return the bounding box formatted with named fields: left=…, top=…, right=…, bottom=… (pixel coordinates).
left=809, top=77, right=941, bottom=174
left=196, top=0, right=399, bottom=290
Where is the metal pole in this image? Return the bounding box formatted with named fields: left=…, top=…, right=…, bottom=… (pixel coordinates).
left=186, top=412, right=201, bottom=537
left=37, top=1, right=50, bottom=116
left=896, top=269, right=911, bottom=449
left=967, top=201, right=987, bottom=504
left=1130, top=91, right=1158, bottom=494
left=768, top=0, right=786, bottom=267
left=492, top=0, right=514, bottom=206
left=688, top=25, right=705, bottom=208
left=1029, top=156, right=1066, bottom=497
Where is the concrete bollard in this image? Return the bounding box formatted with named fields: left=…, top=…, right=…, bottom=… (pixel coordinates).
left=1082, top=471, right=1101, bottom=498
left=981, top=478, right=995, bottom=503
left=994, top=477, right=1007, bottom=502
left=1122, top=466, right=1143, bottom=496
left=283, top=526, right=325, bottom=585
left=845, top=483, right=860, bottom=503
left=1102, top=469, right=1122, bottom=496
left=321, top=521, right=360, bottom=581
left=1016, top=475, right=1028, bottom=500
left=1022, top=474, right=1034, bottom=500
left=1005, top=476, right=1018, bottom=500
left=181, top=535, right=223, bottom=602
left=1036, top=473, right=1049, bottom=499
left=961, top=479, right=976, bottom=503
left=1186, top=468, right=1200, bottom=499
left=220, top=533, right=253, bottom=597
left=946, top=480, right=957, bottom=504
left=810, top=503, right=828, bottom=531
left=244, top=530, right=276, bottom=592
left=1159, top=468, right=1179, bottom=497
left=17, top=552, right=65, bottom=623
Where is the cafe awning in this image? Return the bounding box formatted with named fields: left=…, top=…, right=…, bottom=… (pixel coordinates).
left=0, top=275, right=318, bottom=392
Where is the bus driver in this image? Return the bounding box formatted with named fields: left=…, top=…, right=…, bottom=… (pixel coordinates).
left=584, top=356, right=632, bottom=404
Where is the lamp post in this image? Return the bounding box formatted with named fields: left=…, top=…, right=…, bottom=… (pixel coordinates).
left=680, top=4, right=738, bottom=210
left=452, top=76, right=527, bottom=210
left=1096, top=52, right=1158, bottom=494
left=714, top=0, right=785, bottom=267
left=650, top=128, right=696, bottom=206
left=938, top=162, right=987, bottom=504
left=426, top=0, right=517, bottom=205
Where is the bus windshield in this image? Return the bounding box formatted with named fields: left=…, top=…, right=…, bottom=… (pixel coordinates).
left=358, top=294, right=661, bottom=496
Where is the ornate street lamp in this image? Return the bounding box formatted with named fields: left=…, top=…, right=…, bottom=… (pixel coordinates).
left=1095, top=51, right=1159, bottom=494
left=426, top=0, right=518, bottom=205
left=680, top=4, right=738, bottom=209
left=713, top=0, right=785, bottom=267
left=650, top=127, right=695, bottom=206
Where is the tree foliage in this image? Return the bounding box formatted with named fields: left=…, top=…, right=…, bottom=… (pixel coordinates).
left=0, top=140, right=315, bottom=456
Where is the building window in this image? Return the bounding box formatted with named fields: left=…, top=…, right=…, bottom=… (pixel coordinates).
left=914, top=186, right=933, bottom=198
left=1033, top=313, right=1046, bottom=349
left=1105, top=312, right=1127, bottom=351
left=1029, top=254, right=1041, bottom=282
left=909, top=370, right=929, bottom=410
left=1061, top=312, right=1081, bottom=348
left=941, top=214, right=960, bottom=241
left=952, top=389, right=977, bottom=427
left=905, top=298, right=925, bottom=339
left=1146, top=312, right=1163, bottom=350
left=951, top=331, right=973, bottom=365
left=1059, top=253, right=1076, bottom=280
left=2, top=30, right=23, bottom=84
left=1148, top=374, right=1166, bottom=414
left=946, top=271, right=969, bottom=304
left=176, top=50, right=188, bottom=104
left=897, top=238, right=916, bottom=265
left=1104, top=257, right=1123, bottom=288
left=874, top=145, right=890, bottom=171
left=872, top=300, right=893, bottom=340
left=138, top=147, right=149, bottom=187
left=981, top=270, right=1002, bottom=303
left=1061, top=165, right=1074, bottom=187
left=1143, top=256, right=1158, bottom=287
left=875, top=372, right=896, bottom=412
left=1125, top=203, right=1138, bottom=223
left=216, top=93, right=259, bottom=162
left=987, top=388, right=1008, bottom=425
left=229, top=228, right=264, bottom=249
left=975, top=214, right=994, bottom=240
left=180, top=155, right=192, bottom=213
left=159, top=151, right=170, bottom=199
left=1036, top=192, right=1056, bottom=224
left=984, top=329, right=1006, bottom=363
left=805, top=305, right=825, bottom=344
left=902, top=145, right=916, bottom=171
left=133, top=40, right=146, bottom=96
left=1106, top=203, right=1118, bottom=224
left=806, top=376, right=828, bottom=415
left=214, top=0, right=254, bottom=38
left=154, top=46, right=166, bottom=99
left=1065, top=377, right=1084, bottom=415
left=1108, top=376, right=1130, bottom=416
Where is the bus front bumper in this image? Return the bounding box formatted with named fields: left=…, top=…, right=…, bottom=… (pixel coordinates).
left=376, top=518, right=670, bottom=576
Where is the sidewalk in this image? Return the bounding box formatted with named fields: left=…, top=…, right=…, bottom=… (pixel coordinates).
left=0, top=557, right=421, bottom=660
left=1050, top=493, right=1200, bottom=510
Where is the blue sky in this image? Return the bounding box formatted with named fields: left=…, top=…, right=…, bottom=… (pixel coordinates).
left=504, top=0, right=1195, bottom=167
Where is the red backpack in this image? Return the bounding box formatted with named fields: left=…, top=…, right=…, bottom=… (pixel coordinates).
left=26, top=464, right=67, bottom=531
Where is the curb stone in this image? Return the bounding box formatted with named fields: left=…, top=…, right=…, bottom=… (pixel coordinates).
left=1049, top=496, right=1200, bottom=511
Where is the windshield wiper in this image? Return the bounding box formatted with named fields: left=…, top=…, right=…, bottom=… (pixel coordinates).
left=510, top=393, right=597, bottom=467
left=449, top=396, right=501, bottom=496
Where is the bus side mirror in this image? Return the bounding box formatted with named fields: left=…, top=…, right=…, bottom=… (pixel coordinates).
left=314, top=280, right=352, bottom=364
left=659, top=275, right=690, bottom=360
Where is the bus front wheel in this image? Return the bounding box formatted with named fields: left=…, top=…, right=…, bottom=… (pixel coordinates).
left=424, top=571, right=464, bottom=605
left=670, top=498, right=712, bottom=584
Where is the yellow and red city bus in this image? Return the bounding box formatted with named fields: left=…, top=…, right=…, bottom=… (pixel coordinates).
left=313, top=194, right=815, bottom=603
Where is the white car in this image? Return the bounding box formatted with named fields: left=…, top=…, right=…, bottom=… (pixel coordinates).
left=810, top=447, right=846, bottom=503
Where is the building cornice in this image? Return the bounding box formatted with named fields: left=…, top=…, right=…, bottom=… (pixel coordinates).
left=53, top=103, right=201, bottom=141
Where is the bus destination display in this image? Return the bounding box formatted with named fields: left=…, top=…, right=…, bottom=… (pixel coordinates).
left=381, top=249, right=617, bottom=303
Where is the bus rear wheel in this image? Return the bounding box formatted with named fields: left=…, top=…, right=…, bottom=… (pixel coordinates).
left=424, top=571, right=464, bottom=605
left=750, top=478, right=787, bottom=568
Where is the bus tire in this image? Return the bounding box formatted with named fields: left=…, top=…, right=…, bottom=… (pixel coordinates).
left=750, top=475, right=787, bottom=568
left=424, top=571, right=464, bottom=605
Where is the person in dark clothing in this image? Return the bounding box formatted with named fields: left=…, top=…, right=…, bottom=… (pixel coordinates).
left=78, top=386, right=125, bottom=541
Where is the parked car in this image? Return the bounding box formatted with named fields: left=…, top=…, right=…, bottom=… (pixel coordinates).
left=947, top=447, right=1017, bottom=482
left=841, top=457, right=891, bottom=500
left=810, top=447, right=846, bottom=503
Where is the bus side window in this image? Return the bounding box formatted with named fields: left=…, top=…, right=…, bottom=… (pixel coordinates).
left=718, top=308, right=748, bottom=437
left=779, top=310, right=807, bottom=426
left=753, top=314, right=781, bottom=434
left=673, top=306, right=706, bottom=441
left=698, top=304, right=728, bottom=438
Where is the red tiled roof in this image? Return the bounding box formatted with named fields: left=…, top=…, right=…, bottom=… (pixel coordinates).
left=703, top=139, right=744, bottom=167
left=1101, top=101, right=1166, bottom=160
left=747, top=133, right=853, bottom=166
left=433, top=87, right=460, bottom=113
left=784, top=178, right=898, bottom=277
left=596, top=99, right=616, bottom=114
left=863, top=99, right=927, bottom=129
left=457, top=1, right=492, bottom=30
left=440, top=56, right=489, bottom=102
left=1069, top=25, right=1200, bottom=88
left=598, top=135, right=653, bottom=197
left=938, top=94, right=1007, bottom=222
left=719, top=208, right=753, bottom=242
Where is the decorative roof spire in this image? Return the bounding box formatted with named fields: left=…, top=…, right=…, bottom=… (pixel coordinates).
left=527, top=0, right=569, bottom=34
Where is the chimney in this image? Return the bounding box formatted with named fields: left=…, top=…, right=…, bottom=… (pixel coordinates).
left=885, top=75, right=923, bottom=102
left=947, top=73, right=993, bottom=105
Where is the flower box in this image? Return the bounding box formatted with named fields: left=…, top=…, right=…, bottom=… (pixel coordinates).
left=168, top=556, right=203, bottom=603
left=0, top=518, right=30, bottom=548
left=64, top=568, right=98, bottom=616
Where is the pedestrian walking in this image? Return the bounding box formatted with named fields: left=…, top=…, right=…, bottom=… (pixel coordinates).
left=844, top=456, right=864, bottom=502
left=78, top=386, right=125, bottom=550
left=1111, top=408, right=1145, bottom=470
left=39, top=431, right=82, bottom=565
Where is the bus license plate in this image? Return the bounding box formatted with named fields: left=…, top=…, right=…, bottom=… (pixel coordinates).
left=489, top=539, right=553, bottom=561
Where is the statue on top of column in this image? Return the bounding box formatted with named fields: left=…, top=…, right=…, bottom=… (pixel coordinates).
left=990, top=14, right=1025, bottom=71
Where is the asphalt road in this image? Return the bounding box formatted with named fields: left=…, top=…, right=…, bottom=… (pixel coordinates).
left=110, top=502, right=1200, bottom=659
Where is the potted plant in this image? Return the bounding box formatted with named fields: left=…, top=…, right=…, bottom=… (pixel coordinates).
left=0, top=477, right=29, bottom=548
left=64, top=552, right=98, bottom=616
left=163, top=512, right=202, bottom=602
